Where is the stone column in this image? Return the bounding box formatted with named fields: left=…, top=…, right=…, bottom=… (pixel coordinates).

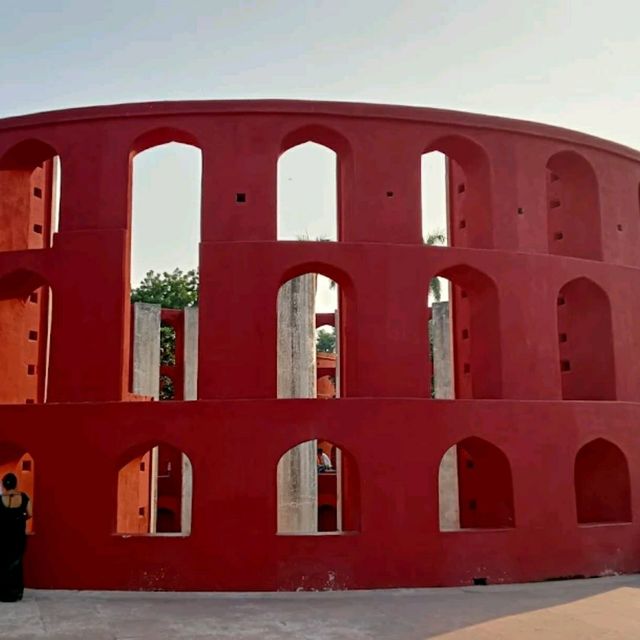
left=132, top=303, right=161, bottom=533
left=334, top=306, right=343, bottom=531
left=276, top=275, right=318, bottom=534
left=432, top=301, right=460, bottom=530
left=181, top=306, right=198, bottom=535
left=183, top=306, right=199, bottom=401
left=181, top=455, right=193, bottom=535
left=132, top=303, right=161, bottom=399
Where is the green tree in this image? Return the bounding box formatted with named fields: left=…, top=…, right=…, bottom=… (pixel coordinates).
left=316, top=327, right=336, bottom=353
left=131, top=268, right=199, bottom=309
left=131, top=269, right=199, bottom=399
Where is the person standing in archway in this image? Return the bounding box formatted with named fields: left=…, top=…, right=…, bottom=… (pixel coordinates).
left=0, top=473, right=32, bottom=602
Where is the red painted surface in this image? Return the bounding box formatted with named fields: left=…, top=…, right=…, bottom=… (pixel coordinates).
left=575, top=439, right=631, bottom=524
left=160, top=309, right=185, bottom=401
left=457, top=437, right=515, bottom=529
left=0, top=100, right=639, bottom=590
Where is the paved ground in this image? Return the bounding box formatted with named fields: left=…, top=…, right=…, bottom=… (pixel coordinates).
left=1, top=575, right=639, bottom=639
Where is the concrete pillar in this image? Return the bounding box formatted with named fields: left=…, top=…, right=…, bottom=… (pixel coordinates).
left=181, top=307, right=198, bottom=535
left=132, top=303, right=161, bottom=533
left=432, top=301, right=453, bottom=400
left=334, top=306, right=343, bottom=531
left=276, top=275, right=318, bottom=534
left=432, top=301, right=460, bottom=530
left=181, top=454, right=193, bottom=535
left=183, top=306, right=199, bottom=401
left=132, top=302, right=161, bottom=400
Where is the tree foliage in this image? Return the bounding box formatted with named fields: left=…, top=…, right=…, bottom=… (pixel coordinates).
left=131, top=269, right=198, bottom=400
left=131, top=268, right=199, bottom=309
left=317, top=327, right=336, bottom=353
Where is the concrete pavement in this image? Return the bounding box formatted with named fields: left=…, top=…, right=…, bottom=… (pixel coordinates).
left=1, top=575, right=639, bottom=639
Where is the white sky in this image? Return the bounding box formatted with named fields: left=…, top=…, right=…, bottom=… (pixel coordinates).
left=2, top=0, right=639, bottom=309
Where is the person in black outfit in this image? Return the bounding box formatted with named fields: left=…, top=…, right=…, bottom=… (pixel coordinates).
left=0, top=473, right=32, bottom=602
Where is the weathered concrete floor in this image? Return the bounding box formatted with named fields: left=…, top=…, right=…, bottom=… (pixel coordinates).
left=1, top=575, right=639, bottom=639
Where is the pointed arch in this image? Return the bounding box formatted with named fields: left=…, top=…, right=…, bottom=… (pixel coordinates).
left=277, top=264, right=350, bottom=400
left=276, top=437, right=360, bottom=534
left=116, top=441, right=193, bottom=535
left=422, top=135, right=492, bottom=248
left=128, top=131, right=202, bottom=285
left=575, top=438, right=631, bottom=524
left=130, top=127, right=201, bottom=157
left=278, top=125, right=351, bottom=242
left=439, top=436, right=515, bottom=530
left=546, top=150, right=601, bottom=260
left=557, top=277, right=614, bottom=400
left=430, top=264, right=501, bottom=399
left=0, top=139, right=60, bottom=252
left=280, top=124, right=351, bottom=157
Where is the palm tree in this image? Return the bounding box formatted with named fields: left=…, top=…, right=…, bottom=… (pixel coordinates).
left=425, top=230, right=446, bottom=302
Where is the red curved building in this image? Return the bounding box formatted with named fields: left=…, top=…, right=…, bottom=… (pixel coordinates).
left=0, top=100, right=639, bottom=591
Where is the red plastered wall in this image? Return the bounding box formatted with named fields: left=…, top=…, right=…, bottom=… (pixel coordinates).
left=0, top=100, right=639, bottom=590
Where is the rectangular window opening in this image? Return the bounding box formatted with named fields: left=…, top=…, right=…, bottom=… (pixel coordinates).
left=33, top=224, right=43, bottom=234
left=33, top=187, right=43, bottom=198
left=561, top=359, right=571, bottom=372
left=28, top=330, right=38, bottom=341
left=235, top=192, right=247, bottom=203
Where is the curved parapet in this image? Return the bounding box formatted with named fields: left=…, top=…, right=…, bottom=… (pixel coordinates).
left=1, top=100, right=639, bottom=590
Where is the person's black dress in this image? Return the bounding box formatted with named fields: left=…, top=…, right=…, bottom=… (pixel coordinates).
left=0, top=493, right=29, bottom=602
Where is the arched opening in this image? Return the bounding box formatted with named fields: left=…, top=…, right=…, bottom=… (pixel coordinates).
left=439, top=437, right=515, bottom=531
left=546, top=151, right=601, bottom=260
left=0, top=444, right=35, bottom=533
left=277, top=271, right=343, bottom=399
left=0, top=139, right=60, bottom=252
left=0, top=270, right=52, bottom=404
left=277, top=439, right=359, bottom=534
left=557, top=278, right=615, bottom=400
left=130, top=136, right=202, bottom=288
left=428, top=265, right=501, bottom=399
left=422, top=136, right=492, bottom=249
left=116, top=444, right=192, bottom=535
left=575, top=439, right=631, bottom=524
left=277, top=130, right=340, bottom=241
